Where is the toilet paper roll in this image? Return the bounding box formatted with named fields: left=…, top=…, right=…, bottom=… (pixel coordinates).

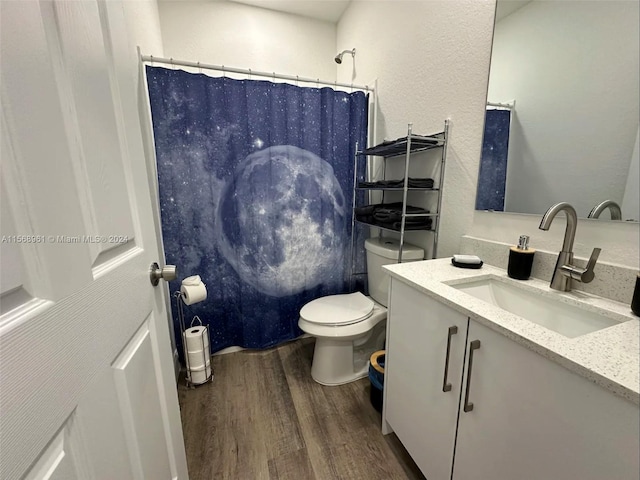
left=186, top=349, right=211, bottom=370
left=183, top=326, right=210, bottom=352
left=181, top=282, right=207, bottom=305
left=188, top=363, right=212, bottom=385
left=182, top=275, right=201, bottom=286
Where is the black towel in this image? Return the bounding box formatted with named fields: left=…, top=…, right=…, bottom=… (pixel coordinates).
left=357, top=177, right=434, bottom=189
left=372, top=203, right=430, bottom=224
left=355, top=202, right=432, bottom=230
left=392, top=219, right=433, bottom=230
left=408, top=177, right=435, bottom=188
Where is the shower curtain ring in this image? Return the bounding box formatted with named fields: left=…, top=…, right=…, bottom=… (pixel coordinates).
left=272, top=72, right=276, bottom=82
left=150, top=54, right=154, bottom=66
left=296, top=75, right=299, bottom=86
left=197, top=61, right=201, bottom=74
left=170, top=57, right=174, bottom=69
left=249, top=68, right=252, bottom=80
left=316, top=78, right=320, bottom=88
left=222, top=65, right=225, bottom=78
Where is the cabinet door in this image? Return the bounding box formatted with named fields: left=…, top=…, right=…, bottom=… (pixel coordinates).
left=454, top=320, right=640, bottom=480
left=384, top=279, right=469, bottom=480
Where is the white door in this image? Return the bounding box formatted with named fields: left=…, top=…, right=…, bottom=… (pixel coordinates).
left=0, top=1, right=188, bottom=479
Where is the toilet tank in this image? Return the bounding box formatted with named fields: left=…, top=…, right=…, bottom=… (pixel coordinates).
left=364, top=237, right=425, bottom=307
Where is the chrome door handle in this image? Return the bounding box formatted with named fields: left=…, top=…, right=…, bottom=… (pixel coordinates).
left=442, top=325, right=458, bottom=392
left=150, top=262, right=177, bottom=286
left=463, top=339, right=481, bottom=412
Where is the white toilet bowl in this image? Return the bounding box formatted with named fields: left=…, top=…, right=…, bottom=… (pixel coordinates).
left=298, top=237, right=424, bottom=386
left=298, top=292, right=387, bottom=386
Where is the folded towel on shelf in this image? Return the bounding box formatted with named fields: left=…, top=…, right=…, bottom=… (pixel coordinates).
left=354, top=202, right=432, bottom=230
left=358, top=179, right=404, bottom=188
left=380, top=136, right=440, bottom=147
left=372, top=202, right=430, bottom=224
left=392, top=219, right=433, bottom=230
left=408, top=177, right=435, bottom=188
left=357, top=177, right=435, bottom=189
left=354, top=205, right=376, bottom=216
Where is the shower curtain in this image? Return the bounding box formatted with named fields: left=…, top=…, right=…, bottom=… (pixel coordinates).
left=476, top=108, right=511, bottom=211
left=146, top=66, right=368, bottom=354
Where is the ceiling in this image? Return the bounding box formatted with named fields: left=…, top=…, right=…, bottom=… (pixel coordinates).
left=228, top=0, right=351, bottom=23
left=173, top=1, right=528, bottom=27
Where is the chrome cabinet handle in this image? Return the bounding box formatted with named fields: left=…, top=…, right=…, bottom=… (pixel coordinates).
left=442, top=325, right=458, bottom=392
left=463, top=340, right=481, bottom=412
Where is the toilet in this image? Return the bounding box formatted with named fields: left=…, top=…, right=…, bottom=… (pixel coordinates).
left=298, top=237, right=424, bottom=385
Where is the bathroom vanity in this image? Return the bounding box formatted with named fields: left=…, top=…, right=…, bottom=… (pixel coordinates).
left=381, top=259, right=639, bottom=480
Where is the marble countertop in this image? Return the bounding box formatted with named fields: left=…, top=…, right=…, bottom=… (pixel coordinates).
left=383, top=258, right=640, bottom=405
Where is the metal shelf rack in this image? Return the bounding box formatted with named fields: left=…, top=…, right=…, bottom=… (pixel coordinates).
left=351, top=120, right=450, bottom=264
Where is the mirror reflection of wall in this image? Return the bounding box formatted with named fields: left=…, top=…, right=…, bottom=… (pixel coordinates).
left=476, top=0, right=639, bottom=221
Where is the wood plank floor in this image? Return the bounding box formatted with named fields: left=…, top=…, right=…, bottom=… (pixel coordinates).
left=178, top=337, right=426, bottom=480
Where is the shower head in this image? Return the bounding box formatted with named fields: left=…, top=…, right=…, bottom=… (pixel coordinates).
left=334, top=48, right=356, bottom=64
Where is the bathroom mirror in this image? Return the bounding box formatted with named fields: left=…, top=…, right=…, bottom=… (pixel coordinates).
left=476, top=0, right=639, bottom=221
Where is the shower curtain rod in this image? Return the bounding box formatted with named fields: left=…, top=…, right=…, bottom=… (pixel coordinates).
left=140, top=54, right=374, bottom=92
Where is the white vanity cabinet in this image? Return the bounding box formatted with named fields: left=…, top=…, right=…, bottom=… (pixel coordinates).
left=383, top=279, right=468, bottom=480
left=383, top=277, right=640, bottom=480
left=454, top=319, right=639, bottom=480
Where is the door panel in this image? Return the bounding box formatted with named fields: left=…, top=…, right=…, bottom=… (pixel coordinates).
left=73, top=366, right=136, bottom=480
left=113, top=320, right=172, bottom=480
left=24, top=421, right=81, bottom=480
left=0, top=1, right=187, bottom=479
left=0, top=165, right=34, bottom=313
left=0, top=0, right=92, bottom=302
left=40, top=0, right=137, bottom=271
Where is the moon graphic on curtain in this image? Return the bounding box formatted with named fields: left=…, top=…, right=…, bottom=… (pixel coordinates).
left=215, top=145, right=347, bottom=297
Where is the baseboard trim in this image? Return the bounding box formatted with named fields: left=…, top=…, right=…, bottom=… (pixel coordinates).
left=213, top=334, right=312, bottom=357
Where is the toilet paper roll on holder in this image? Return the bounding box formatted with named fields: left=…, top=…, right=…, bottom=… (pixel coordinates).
left=174, top=290, right=213, bottom=387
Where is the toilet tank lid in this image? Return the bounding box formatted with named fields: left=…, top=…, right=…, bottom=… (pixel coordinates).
left=364, top=237, right=424, bottom=260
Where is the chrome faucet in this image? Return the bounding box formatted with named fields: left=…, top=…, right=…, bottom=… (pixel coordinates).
left=539, top=202, right=601, bottom=291
left=587, top=200, right=622, bottom=220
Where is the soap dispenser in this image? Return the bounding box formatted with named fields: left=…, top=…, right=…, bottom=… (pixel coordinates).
left=632, top=273, right=640, bottom=317
left=508, top=235, right=535, bottom=280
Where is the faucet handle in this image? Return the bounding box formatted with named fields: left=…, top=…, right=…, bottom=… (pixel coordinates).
left=581, top=247, right=601, bottom=283
left=559, top=247, right=601, bottom=284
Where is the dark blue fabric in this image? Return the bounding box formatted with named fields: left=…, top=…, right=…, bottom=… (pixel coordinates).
left=476, top=109, right=511, bottom=211
left=146, top=67, right=368, bottom=355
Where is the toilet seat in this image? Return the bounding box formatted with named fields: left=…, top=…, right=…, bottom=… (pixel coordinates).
left=300, top=292, right=374, bottom=326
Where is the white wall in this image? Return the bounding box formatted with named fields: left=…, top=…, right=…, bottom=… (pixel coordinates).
left=621, top=128, right=639, bottom=222
left=490, top=1, right=639, bottom=217
left=154, top=0, right=639, bottom=271
left=337, top=0, right=496, bottom=258
left=122, top=0, right=164, bottom=57
left=157, top=0, right=337, bottom=81
left=337, top=0, right=638, bottom=268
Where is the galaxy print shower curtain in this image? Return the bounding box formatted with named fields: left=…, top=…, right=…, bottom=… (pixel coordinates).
left=146, top=67, right=368, bottom=353
left=475, top=108, right=511, bottom=211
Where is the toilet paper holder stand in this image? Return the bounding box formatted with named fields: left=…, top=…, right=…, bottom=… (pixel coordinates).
left=174, top=291, right=213, bottom=388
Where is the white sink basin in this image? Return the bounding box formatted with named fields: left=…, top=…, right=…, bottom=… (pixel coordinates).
left=452, top=277, right=621, bottom=338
